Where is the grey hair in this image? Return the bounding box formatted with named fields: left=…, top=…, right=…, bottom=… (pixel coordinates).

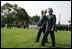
left=48, top=8, right=53, bottom=13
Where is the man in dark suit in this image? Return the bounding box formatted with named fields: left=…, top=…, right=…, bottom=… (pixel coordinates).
left=36, top=10, right=48, bottom=43
left=41, top=8, right=56, bottom=47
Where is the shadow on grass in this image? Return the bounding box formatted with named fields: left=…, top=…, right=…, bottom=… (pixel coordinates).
left=48, top=42, right=71, bottom=48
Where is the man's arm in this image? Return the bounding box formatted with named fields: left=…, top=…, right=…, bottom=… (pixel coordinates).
left=37, top=20, right=41, bottom=27
left=51, top=15, right=56, bottom=31
left=37, top=18, right=43, bottom=27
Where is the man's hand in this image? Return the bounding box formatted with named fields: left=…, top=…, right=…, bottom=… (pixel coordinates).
left=51, top=28, right=57, bottom=33
left=55, top=29, right=57, bottom=33
left=51, top=27, right=54, bottom=31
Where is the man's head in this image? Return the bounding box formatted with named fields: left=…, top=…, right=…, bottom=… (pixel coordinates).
left=48, top=8, right=53, bottom=14
left=44, top=9, right=47, bottom=15
left=41, top=10, right=44, bottom=16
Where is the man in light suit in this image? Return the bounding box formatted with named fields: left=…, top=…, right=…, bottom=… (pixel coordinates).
left=36, top=10, right=48, bottom=43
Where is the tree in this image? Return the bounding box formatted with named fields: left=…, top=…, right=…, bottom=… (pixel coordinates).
left=68, top=18, right=71, bottom=23
left=1, top=3, right=14, bottom=24
left=15, top=7, right=30, bottom=28
left=31, top=15, right=39, bottom=25
left=1, top=3, right=14, bottom=28
left=16, top=8, right=29, bottom=22
left=68, top=18, right=71, bottom=30
left=1, top=3, right=30, bottom=28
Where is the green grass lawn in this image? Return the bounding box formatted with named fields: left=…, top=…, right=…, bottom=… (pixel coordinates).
left=1, top=27, right=71, bottom=48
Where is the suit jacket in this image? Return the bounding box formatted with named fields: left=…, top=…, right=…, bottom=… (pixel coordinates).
left=45, top=14, right=56, bottom=32
left=37, top=15, right=47, bottom=31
